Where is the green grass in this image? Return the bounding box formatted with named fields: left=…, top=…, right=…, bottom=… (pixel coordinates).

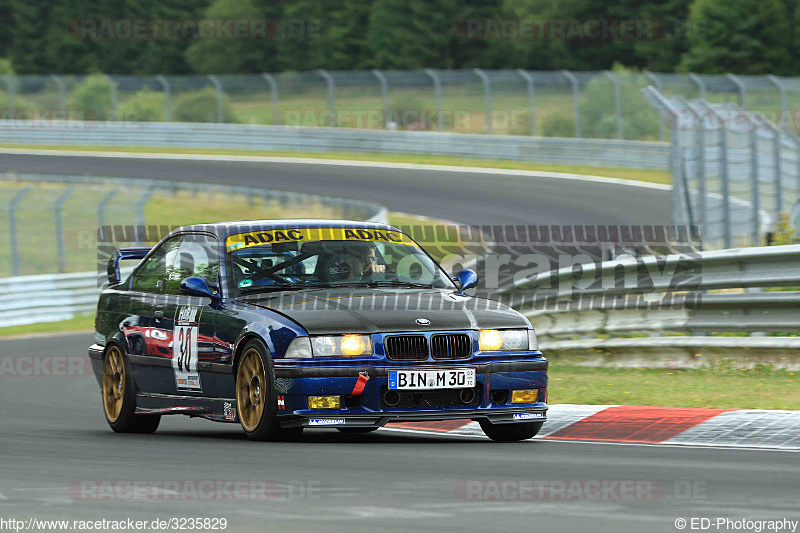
left=549, top=363, right=800, bottom=410
left=0, top=313, right=95, bottom=338
left=0, top=144, right=672, bottom=185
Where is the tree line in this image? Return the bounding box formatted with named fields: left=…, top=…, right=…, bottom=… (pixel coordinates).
left=1, top=0, right=799, bottom=75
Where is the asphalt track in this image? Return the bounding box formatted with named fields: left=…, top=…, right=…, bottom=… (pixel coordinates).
left=1, top=153, right=797, bottom=532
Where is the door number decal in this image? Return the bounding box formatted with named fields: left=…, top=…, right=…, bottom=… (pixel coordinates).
left=173, top=305, right=202, bottom=392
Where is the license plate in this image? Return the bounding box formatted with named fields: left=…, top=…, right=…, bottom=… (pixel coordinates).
left=388, top=368, right=475, bottom=390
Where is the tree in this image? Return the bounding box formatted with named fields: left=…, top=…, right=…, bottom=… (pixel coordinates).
left=679, top=0, right=793, bottom=74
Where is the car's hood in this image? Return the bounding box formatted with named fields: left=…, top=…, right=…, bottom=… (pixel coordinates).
left=236, top=288, right=529, bottom=334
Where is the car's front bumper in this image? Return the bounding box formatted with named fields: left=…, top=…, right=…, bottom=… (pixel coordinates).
left=273, top=357, right=548, bottom=429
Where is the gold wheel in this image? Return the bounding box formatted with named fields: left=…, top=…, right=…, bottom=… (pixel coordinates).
left=236, top=348, right=267, bottom=431
left=102, top=346, right=126, bottom=422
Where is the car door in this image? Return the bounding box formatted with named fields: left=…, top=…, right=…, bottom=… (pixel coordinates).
left=122, top=235, right=182, bottom=394
left=159, top=232, right=221, bottom=397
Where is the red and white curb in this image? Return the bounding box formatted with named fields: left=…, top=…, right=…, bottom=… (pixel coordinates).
left=385, top=405, right=800, bottom=450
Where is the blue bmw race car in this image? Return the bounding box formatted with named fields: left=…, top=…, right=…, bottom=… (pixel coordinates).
left=89, top=220, right=548, bottom=442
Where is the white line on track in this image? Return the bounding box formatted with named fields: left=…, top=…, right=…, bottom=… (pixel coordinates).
left=0, top=147, right=671, bottom=191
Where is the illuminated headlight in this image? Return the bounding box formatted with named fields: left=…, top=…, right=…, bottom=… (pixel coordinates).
left=313, top=335, right=373, bottom=357
left=478, top=329, right=530, bottom=352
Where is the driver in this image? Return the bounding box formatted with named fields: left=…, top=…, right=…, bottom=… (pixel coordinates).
left=320, top=242, right=386, bottom=282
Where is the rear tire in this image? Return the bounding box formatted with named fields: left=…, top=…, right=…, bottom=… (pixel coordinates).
left=479, top=420, right=543, bottom=442
left=337, top=427, right=379, bottom=434
left=236, top=339, right=302, bottom=442
left=102, top=345, right=161, bottom=434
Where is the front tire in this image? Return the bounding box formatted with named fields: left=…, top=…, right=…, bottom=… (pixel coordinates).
left=102, top=345, right=161, bottom=434
left=236, top=339, right=302, bottom=441
left=479, top=420, right=543, bottom=442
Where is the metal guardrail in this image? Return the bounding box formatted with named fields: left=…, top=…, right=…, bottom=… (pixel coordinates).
left=0, top=120, right=671, bottom=170
left=499, top=244, right=800, bottom=368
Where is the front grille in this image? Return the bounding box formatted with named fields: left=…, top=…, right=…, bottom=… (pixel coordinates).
left=430, top=333, right=472, bottom=359
left=380, top=386, right=482, bottom=409
left=385, top=335, right=428, bottom=361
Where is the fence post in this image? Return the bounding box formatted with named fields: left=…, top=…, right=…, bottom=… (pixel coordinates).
left=603, top=71, right=622, bottom=139
left=473, top=68, right=492, bottom=133
left=371, top=69, right=389, bottom=129
left=726, top=74, right=747, bottom=109
left=516, top=69, right=535, bottom=136
left=156, top=75, right=172, bottom=122
left=1, top=75, right=15, bottom=116
left=260, top=73, right=279, bottom=126
left=748, top=113, right=760, bottom=245
left=676, top=95, right=706, bottom=240
left=645, top=71, right=665, bottom=141
left=689, top=73, right=706, bottom=101
left=97, top=189, right=120, bottom=235
left=9, top=186, right=31, bottom=276
left=695, top=99, right=731, bottom=248
left=207, top=75, right=224, bottom=123
left=317, top=69, right=336, bottom=127
left=104, top=75, right=118, bottom=121
left=135, top=188, right=156, bottom=246
left=769, top=124, right=783, bottom=216
left=424, top=69, right=443, bottom=130
left=767, top=75, right=787, bottom=127
left=561, top=70, right=581, bottom=138
left=49, top=75, right=66, bottom=119
left=55, top=186, right=75, bottom=273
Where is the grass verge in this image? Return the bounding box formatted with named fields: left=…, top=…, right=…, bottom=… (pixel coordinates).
left=0, top=314, right=95, bottom=338
left=0, top=144, right=671, bottom=185
left=549, top=363, right=799, bottom=410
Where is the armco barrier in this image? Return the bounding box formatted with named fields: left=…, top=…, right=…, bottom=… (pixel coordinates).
left=0, top=120, right=670, bottom=170
left=499, top=244, right=800, bottom=368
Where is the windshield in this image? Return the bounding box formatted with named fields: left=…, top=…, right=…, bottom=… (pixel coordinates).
left=225, top=227, right=455, bottom=295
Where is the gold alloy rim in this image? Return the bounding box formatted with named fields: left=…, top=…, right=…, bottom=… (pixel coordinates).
left=102, top=346, right=126, bottom=422
left=236, top=348, right=267, bottom=431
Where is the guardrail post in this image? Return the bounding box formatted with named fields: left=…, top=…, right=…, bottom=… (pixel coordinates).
left=49, top=75, right=66, bottom=119
left=473, top=68, right=492, bottom=133
left=645, top=71, right=665, bottom=141
left=1, top=75, right=15, bottom=116
left=97, top=189, right=120, bottom=235
left=104, top=74, right=118, bottom=121
left=261, top=73, right=279, bottom=126
left=371, top=69, right=389, bottom=129
left=726, top=74, right=747, bottom=109
left=317, top=69, right=336, bottom=127
left=689, top=73, right=706, bottom=101
left=9, top=186, right=31, bottom=276
left=424, top=69, right=443, bottom=130
left=156, top=75, right=172, bottom=122
left=767, top=75, right=787, bottom=126
left=55, top=186, right=75, bottom=273
left=207, top=75, right=224, bottom=123
left=561, top=70, right=581, bottom=138
left=516, top=69, right=535, bottom=135
left=603, top=71, right=622, bottom=139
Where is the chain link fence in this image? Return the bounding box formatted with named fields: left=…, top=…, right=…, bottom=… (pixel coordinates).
left=0, top=174, right=386, bottom=277
left=644, top=87, right=800, bottom=250
left=5, top=70, right=800, bottom=139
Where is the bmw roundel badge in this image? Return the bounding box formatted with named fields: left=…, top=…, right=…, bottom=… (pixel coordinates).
left=416, top=318, right=431, bottom=325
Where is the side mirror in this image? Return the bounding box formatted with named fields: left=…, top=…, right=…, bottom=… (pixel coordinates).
left=180, top=277, right=218, bottom=299
left=453, top=269, right=478, bottom=293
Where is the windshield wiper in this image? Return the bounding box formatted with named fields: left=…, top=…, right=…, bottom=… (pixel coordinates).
left=239, top=282, right=337, bottom=294
left=362, top=281, right=435, bottom=289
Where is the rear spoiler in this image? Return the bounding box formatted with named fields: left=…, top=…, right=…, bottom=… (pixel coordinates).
left=107, top=247, right=151, bottom=285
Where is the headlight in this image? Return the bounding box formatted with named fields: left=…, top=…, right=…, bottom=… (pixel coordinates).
left=478, top=329, right=530, bottom=352
left=285, top=337, right=312, bottom=359
left=310, top=335, right=373, bottom=357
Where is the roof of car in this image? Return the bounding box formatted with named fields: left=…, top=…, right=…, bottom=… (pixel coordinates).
left=171, top=219, right=402, bottom=239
